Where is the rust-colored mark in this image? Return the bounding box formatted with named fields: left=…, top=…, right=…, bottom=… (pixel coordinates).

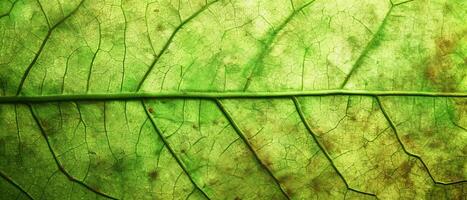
left=424, top=34, right=462, bottom=92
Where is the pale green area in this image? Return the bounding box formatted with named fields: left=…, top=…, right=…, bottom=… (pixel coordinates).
left=0, top=0, right=466, bottom=199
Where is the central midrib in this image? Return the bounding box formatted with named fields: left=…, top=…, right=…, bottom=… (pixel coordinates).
left=1, top=90, right=466, bottom=103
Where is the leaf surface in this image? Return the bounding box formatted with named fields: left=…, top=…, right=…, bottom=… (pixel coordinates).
left=0, top=0, right=466, bottom=199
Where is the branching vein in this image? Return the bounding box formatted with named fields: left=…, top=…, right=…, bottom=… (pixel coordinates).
left=375, top=96, right=467, bottom=185
left=136, top=0, right=220, bottom=91
left=142, top=101, right=211, bottom=200
left=292, top=96, right=377, bottom=198
left=16, top=0, right=85, bottom=96
left=28, top=104, right=118, bottom=200
left=215, top=99, right=291, bottom=200
left=339, top=2, right=393, bottom=88
left=243, top=0, right=316, bottom=91
left=0, top=169, right=34, bottom=200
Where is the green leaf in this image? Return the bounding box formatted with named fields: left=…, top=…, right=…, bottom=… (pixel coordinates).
left=0, top=0, right=466, bottom=199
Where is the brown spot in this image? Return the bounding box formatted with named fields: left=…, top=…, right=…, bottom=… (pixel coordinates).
left=40, top=120, right=55, bottom=135
left=321, top=139, right=335, bottom=152
left=192, top=124, right=198, bottom=129
left=453, top=99, right=467, bottom=106
left=156, top=24, right=164, bottom=32
left=436, top=37, right=455, bottom=56
left=402, top=134, right=416, bottom=149
left=382, top=168, right=394, bottom=181
left=207, top=178, right=219, bottom=186
left=234, top=197, right=241, bottom=200
left=153, top=9, right=159, bottom=12
left=348, top=115, right=357, bottom=122
left=281, top=123, right=299, bottom=134
left=462, top=146, right=467, bottom=155
left=93, top=158, right=117, bottom=170
left=243, top=128, right=253, bottom=136
left=278, top=174, right=293, bottom=183
left=362, top=140, right=369, bottom=148
left=285, top=188, right=294, bottom=197
left=424, top=128, right=435, bottom=137
left=428, top=140, right=442, bottom=148
left=309, top=177, right=323, bottom=192
left=112, top=159, right=125, bottom=172
left=148, top=108, right=154, bottom=114
left=262, top=157, right=273, bottom=168
left=148, top=170, right=158, bottom=181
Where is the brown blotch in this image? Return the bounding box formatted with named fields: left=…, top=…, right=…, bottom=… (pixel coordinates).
left=400, top=162, right=416, bottom=189
left=321, top=139, right=335, bottom=153
left=400, top=160, right=415, bottom=179
left=424, top=34, right=462, bottom=92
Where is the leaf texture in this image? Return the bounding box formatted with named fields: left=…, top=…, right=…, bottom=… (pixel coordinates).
left=0, top=0, right=466, bottom=199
